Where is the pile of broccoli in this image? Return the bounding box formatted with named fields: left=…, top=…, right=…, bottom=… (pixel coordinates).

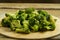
left=1, top=8, right=56, bottom=34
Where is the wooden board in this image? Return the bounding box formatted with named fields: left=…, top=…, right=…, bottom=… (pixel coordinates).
left=0, top=9, right=60, bottom=39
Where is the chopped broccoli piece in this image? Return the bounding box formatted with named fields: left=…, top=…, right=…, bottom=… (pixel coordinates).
left=38, top=10, right=48, bottom=16
left=5, top=13, right=17, bottom=20
left=27, top=13, right=36, bottom=20
left=10, top=20, right=22, bottom=31
left=41, top=20, right=50, bottom=26
left=17, top=13, right=27, bottom=20
left=29, top=18, right=36, bottom=26
left=35, top=14, right=44, bottom=21
left=1, top=17, right=11, bottom=27
left=18, top=10, right=24, bottom=15
left=31, top=25, right=39, bottom=32
left=48, top=23, right=55, bottom=31
left=25, top=8, right=35, bottom=14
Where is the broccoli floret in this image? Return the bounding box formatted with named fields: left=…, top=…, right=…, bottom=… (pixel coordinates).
left=46, top=15, right=51, bottom=21
left=23, top=20, right=29, bottom=25
left=39, top=24, right=48, bottom=31
left=27, top=13, right=36, bottom=20
left=39, top=24, right=42, bottom=30
left=29, top=18, right=36, bottom=26
left=46, top=15, right=55, bottom=23
left=39, top=15, right=55, bottom=31
left=17, top=13, right=27, bottom=20
left=41, top=20, right=50, bottom=26
left=25, top=8, right=35, bottom=14
left=44, top=25, right=55, bottom=31
left=15, top=20, right=30, bottom=33
left=29, top=19, right=39, bottom=32
left=17, top=13, right=28, bottom=25
left=38, top=10, right=48, bottom=16
left=1, top=17, right=11, bottom=27
left=31, top=25, right=39, bottom=32
left=18, top=10, right=24, bottom=15
left=48, top=23, right=55, bottom=31
left=5, top=13, right=17, bottom=20
left=10, top=20, right=22, bottom=31
left=37, top=10, right=41, bottom=14
left=16, top=10, right=24, bottom=19
left=35, top=20, right=39, bottom=25
left=22, top=20, right=29, bottom=30
left=35, top=14, right=44, bottom=21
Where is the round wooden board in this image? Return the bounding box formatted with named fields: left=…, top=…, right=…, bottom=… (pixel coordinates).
left=0, top=14, right=60, bottom=39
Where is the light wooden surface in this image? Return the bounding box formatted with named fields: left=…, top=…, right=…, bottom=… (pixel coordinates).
left=0, top=3, right=60, bottom=8
left=0, top=3, right=60, bottom=40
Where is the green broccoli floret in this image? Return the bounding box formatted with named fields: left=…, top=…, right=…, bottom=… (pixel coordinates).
left=31, top=25, right=39, bottom=32
left=35, top=14, right=44, bottom=21
left=22, top=20, right=30, bottom=31
left=18, top=10, right=24, bottom=15
left=46, top=15, right=55, bottom=23
left=35, top=20, right=39, bottom=25
left=29, top=18, right=39, bottom=32
left=37, top=10, right=41, bottom=14
left=41, top=20, right=50, bottom=26
left=5, top=13, right=17, bottom=20
left=17, top=13, right=27, bottom=20
left=1, top=17, right=11, bottom=27
left=15, top=20, right=30, bottom=33
left=10, top=20, right=22, bottom=31
left=26, top=13, right=36, bottom=20
left=25, top=8, right=35, bottom=14
left=44, top=25, right=55, bottom=31
left=29, top=18, right=36, bottom=26
left=48, top=23, right=55, bottom=31
left=22, top=20, right=29, bottom=25
left=38, top=10, right=48, bottom=16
